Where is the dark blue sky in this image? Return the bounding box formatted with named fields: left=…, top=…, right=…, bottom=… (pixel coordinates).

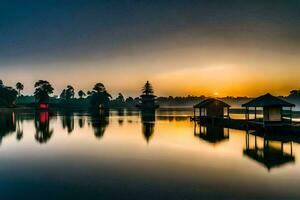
left=0, top=0, right=300, bottom=96
left=1, top=0, right=299, bottom=65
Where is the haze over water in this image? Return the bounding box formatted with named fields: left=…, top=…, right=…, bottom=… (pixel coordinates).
left=0, top=109, right=300, bottom=199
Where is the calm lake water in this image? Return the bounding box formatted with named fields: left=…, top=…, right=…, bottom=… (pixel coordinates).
left=0, top=108, right=300, bottom=200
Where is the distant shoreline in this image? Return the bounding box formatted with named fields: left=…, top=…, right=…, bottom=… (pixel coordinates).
left=1, top=106, right=300, bottom=115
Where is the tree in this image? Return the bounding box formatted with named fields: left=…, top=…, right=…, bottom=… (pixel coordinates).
left=116, top=93, right=125, bottom=103
left=125, top=97, right=134, bottom=104
left=288, top=90, right=300, bottom=101
left=93, top=83, right=107, bottom=93
left=142, top=81, right=154, bottom=95
left=65, top=85, right=75, bottom=100
left=60, top=89, right=66, bottom=99
left=110, top=93, right=125, bottom=107
left=90, top=83, right=112, bottom=108
left=16, top=82, right=24, bottom=96
left=34, top=80, right=54, bottom=103
left=78, top=90, right=86, bottom=98
left=290, top=90, right=300, bottom=96
left=0, top=85, right=18, bottom=106
left=60, top=86, right=75, bottom=105
left=0, top=81, right=18, bottom=106
left=124, top=96, right=139, bottom=107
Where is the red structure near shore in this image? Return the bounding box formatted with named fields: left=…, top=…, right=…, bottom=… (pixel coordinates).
left=39, top=103, right=49, bottom=109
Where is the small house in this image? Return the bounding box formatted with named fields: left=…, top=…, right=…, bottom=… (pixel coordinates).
left=193, top=98, right=230, bottom=119
left=242, top=93, right=295, bottom=127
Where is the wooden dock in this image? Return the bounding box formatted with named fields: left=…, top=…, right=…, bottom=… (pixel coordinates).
left=191, top=116, right=300, bottom=135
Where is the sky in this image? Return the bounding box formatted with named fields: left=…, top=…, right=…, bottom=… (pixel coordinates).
left=0, top=0, right=300, bottom=97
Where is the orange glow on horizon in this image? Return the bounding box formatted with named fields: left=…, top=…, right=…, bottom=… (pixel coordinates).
left=4, top=42, right=300, bottom=98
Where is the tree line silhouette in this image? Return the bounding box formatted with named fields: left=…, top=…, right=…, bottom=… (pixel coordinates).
left=1, top=79, right=300, bottom=108
left=12, top=80, right=147, bottom=109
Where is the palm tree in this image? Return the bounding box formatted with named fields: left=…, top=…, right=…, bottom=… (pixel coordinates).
left=142, top=81, right=154, bottom=95
left=16, top=82, right=24, bottom=96
left=34, top=80, right=54, bottom=103
left=78, top=90, right=86, bottom=98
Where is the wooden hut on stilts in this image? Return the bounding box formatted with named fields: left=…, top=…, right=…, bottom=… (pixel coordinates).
left=242, top=93, right=295, bottom=128
left=193, top=98, right=230, bottom=121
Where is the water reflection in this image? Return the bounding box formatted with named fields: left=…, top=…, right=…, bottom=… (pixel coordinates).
left=0, top=112, right=16, bottom=144
left=78, top=115, right=85, bottom=128
left=0, top=109, right=298, bottom=173
left=117, top=108, right=125, bottom=125
left=34, top=111, right=53, bottom=144
left=244, top=129, right=295, bottom=171
left=0, top=109, right=300, bottom=198
left=194, top=123, right=229, bottom=145
left=141, top=110, right=156, bottom=143
left=60, top=110, right=75, bottom=134
left=157, top=115, right=190, bottom=122
left=14, top=112, right=25, bottom=141
left=89, top=109, right=109, bottom=139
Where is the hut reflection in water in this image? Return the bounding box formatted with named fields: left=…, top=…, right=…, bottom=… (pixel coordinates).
left=194, top=123, right=229, bottom=144
left=244, top=129, right=295, bottom=171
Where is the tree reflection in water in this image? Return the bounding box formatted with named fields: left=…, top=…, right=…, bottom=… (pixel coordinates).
left=60, top=110, right=75, bottom=134
left=0, top=112, right=16, bottom=144
left=78, top=115, right=85, bottom=128
left=16, top=112, right=24, bottom=141
left=35, top=111, right=53, bottom=144
left=117, top=108, right=125, bottom=126
left=0, top=109, right=298, bottom=174
left=89, top=109, right=109, bottom=139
